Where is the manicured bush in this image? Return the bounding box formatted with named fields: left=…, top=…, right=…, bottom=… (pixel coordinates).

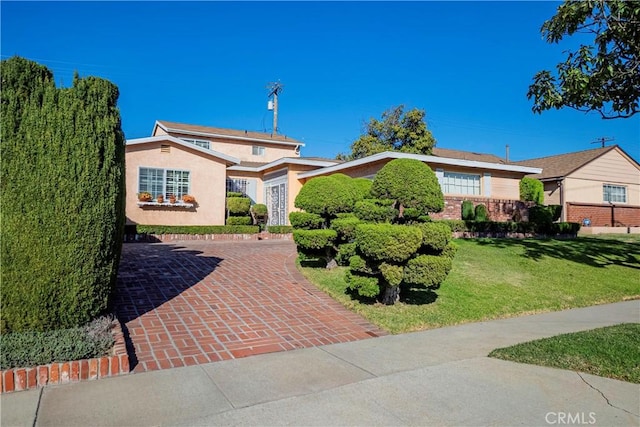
left=353, top=199, right=398, bottom=223
left=336, top=243, right=357, bottom=266
left=548, top=205, right=563, bottom=222
left=293, top=229, right=337, bottom=250
left=267, top=225, right=293, bottom=234
left=345, top=271, right=380, bottom=298
left=330, top=216, right=361, bottom=242
left=226, top=216, right=252, bottom=226
left=371, top=158, right=444, bottom=217
left=353, top=178, right=373, bottom=199
left=474, top=204, right=489, bottom=222
left=403, top=255, right=453, bottom=287
left=289, top=212, right=324, bottom=229
left=441, top=242, right=458, bottom=260
left=417, top=222, right=451, bottom=253
left=380, top=262, right=403, bottom=286
left=552, top=222, right=581, bottom=235
left=348, top=254, right=379, bottom=275
left=0, top=315, right=115, bottom=369
left=251, top=203, right=268, bottom=216
left=520, top=177, right=544, bottom=205
left=355, top=223, right=422, bottom=263
left=436, top=219, right=467, bottom=232
left=461, top=200, right=475, bottom=220
left=529, top=205, right=553, bottom=226
left=136, top=225, right=259, bottom=234
left=227, top=197, right=251, bottom=215
left=226, top=192, right=244, bottom=198
left=295, top=175, right=360, bottom=219
left=1, top=57, right=125, bottom=333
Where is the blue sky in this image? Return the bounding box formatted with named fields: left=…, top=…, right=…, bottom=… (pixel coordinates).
left=2, top=1, right=638, bottom=161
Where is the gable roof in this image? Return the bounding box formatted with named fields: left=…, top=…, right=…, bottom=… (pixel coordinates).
left=154, top=120, right=304, bottom=147
left=298, top=151, right=541, bottom=179
left=513, top=145, right=635, bottom=180
left=432, top=147, right=506, bottom=164
left=228, top=157, right=339, bottom=172
left=126, top=135, right=240, bottom=165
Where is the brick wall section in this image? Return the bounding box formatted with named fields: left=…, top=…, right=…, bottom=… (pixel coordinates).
left=126, top=232, right=293, bottom=242
left=1, top=320, right=129, bottom=393
left=431, top=197, right=534, bottom=222
left=567, top=203, right=640, bottom=227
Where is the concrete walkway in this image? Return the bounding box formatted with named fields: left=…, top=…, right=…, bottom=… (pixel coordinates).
left=2, top=300, right=638, bottom=426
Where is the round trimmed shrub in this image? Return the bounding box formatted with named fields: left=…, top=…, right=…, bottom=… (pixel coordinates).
left=336, top=243, right=357, bottom=266
left=380, top=262, right=403, bottom=286
left=226, top=192, right=244, bottom=198
left=353, top=199, right=398, bottom=223
left=461, top=200, right=475, bottom=220
left=227, top=197, right=251, bottom=215
left=417, top=222, right=451, bottom=253
left=348, top=254, right=379, bottom=275
left=371, top=158, right=444, bottom=215
left=474, top=204, right=489, bottom=222
left=289, top=212, right=324, bottom=229
left=345, top=271, right=380, bottom=298
left=293, top=229, right=337, bottom=250
left=403, top=255, right=453, bottom=287
left=355, top=223, right=422, bottom=263
left=520, top=177, right=544, bottom=205
left=330, top=216, right=361, bottom=241
left=353, top=178, right=373, bottom=199
left=441, top=242, right=458, bottom=260
left=295, top=175, right=359, bottom=218
left=251, top=203, right=268, bottom=216
left=226, top=216, right=252, bottom=225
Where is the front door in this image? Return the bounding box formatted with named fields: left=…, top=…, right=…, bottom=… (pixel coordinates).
left=264, top=179, right=287, bottom=226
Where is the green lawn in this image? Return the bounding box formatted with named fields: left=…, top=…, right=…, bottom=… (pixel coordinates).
left=299, top=237, right=640, bottom=333
left=489, top=323, right=640, bottom=383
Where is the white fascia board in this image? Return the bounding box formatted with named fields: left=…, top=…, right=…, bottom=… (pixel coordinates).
left=158, top=122, right=305, bottom=148
left=227, top=157, right=338, bottom=172
left=297, top=151, right=542, bottom=179
left=126, top=136, right=241, bottom=165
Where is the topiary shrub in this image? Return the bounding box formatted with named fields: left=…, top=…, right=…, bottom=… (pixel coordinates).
left=251, top=204, right=268, bottom=216
left=330, top=216, right=361, bottom=242
left=226, top=192, right=244, bottom=198
left=548, top=205, right=563, bottom=222
left=289, top=212, right=324, bottom=229
left=345, top=271, right=381, bottom=298
left=293, top=229, right=338, bottom=268
left=380, top=262, right=403, bottom=287
left=353, top=178, right=373, bottom=199
left=417, top=222, right=451, bottom=253
left=403, top=255, right=453, bottom=288
left=371, top=158, right=444, bottom=219
left=353, top=199, right=398, bottom=223
left=461, top=200, right=475, bottom=220
left=295, top=175, right=360, bottom=221
left=474, top=204, right=489, bottom=222
left=227, top=197, right=251, bottom=215
left=267, top=225, right=293, bottom=234
left=1, top=57, right=125, bottom=333
left=336, top=243, right=357, bottom=266
left=226, top=216, right=252, bottom=225
left=520, top=177, right=544, bottom=205
left=348, top=254, right=379, bottom=275
left=355, top=223, right=422, bottom=263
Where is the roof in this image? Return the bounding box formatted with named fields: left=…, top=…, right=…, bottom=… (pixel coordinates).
left=154, top=120, right=304, bottom=147
left=514, top=145, right=619, bottom=180
left=298, top=151, right=541, bottom=179
left=432, top=147, right=506, bottom=164
left=126, top=135, right=240, bottom=166
left=228, top=157, right=339, bottom=173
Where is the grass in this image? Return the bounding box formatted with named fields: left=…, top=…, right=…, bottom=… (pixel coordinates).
left=488, top=323, right=640, bottom=383
left=299, top=236, right=640, bottom=334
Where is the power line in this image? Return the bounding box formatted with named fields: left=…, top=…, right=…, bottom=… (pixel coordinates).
left=590, top=136, right=614, bottom=148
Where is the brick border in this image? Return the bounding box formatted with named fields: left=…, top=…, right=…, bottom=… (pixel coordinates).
left=125, top=232, right=293, bottom=242
left=0, top=320, right=130, bottom=394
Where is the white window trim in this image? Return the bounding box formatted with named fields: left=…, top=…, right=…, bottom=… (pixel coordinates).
left=252, top=145, right=266, bottom=156
left=603, top=184, right=627, bottom=204
left=180, top=138, right=211, bottom=150
left=138, top=166, right=191, bottom=200
left=441, top=171, right=481, bottom=196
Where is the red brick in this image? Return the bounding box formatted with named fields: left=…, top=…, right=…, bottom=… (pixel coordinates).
left=15, top=369, right=27, bottom=391
left=38, top=366, right=49, bottom=387
left=70, top=361, right=79, bottom=381
left=60, top=363, right=70, bottom=383
left=99, top=357, right=109, bottom=378
left=27, top=368, right=37, bottom=388
left=50, top=364, right=60, bottom=384
left=3, top=371, right=14, bottom=393
left=89, top=359, right=98, bottom=380
left=120, top=355, right=130, bottom=373
left=80, top=360, right=89, bottom=380
left=110, top=356, right=120, bottom=375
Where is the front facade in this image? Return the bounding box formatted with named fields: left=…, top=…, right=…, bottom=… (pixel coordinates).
left=517, top=146, right=640, bottom=226
left=125, top=121, right=543, bottom=227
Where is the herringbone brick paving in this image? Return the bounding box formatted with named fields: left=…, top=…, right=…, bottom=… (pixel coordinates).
left=115, top=240, right=386, bottom=372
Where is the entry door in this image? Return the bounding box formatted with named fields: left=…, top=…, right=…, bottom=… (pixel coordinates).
left=264, top=178, right=287, bottom=226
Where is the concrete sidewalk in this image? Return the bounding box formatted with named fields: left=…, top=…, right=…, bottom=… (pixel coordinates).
left=2, top=300, right=639, bottom=427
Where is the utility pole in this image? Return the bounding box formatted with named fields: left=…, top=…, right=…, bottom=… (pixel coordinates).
left=267, top=81, right=284, bottom=135
left=591, top=136, right=614, bottom=148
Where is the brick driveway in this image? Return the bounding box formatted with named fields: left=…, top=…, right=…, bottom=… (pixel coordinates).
left=115, top=240, right=386, bottom=373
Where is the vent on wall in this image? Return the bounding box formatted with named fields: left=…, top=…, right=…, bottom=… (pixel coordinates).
left=160, top=145, right=170, bottom=153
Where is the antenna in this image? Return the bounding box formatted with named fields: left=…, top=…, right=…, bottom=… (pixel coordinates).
left=591, top=136, right=614, bottom=148
left=267, top=81, right=284, bottom=135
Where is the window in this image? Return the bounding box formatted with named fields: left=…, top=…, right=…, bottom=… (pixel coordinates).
left=139, top=167, right=190, bottom=198
left=441, top=172, right=481, bottom=195
left=603, top=184, right=626, bottom=203
left=252, top=146, right=265, bottom=156
left=180, top=138, right=210, bottom=150
left=226, top=178, right=248, bottom=195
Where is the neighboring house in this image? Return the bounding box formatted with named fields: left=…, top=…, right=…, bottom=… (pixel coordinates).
left=125, top=120, right=541, bottom=227
left=515, top=145, right=640, bottom=226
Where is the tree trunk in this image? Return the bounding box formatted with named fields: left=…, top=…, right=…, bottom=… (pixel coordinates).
left=381, top=285, right=399, bottom=305
left=325, top=247, right=337, bottom=269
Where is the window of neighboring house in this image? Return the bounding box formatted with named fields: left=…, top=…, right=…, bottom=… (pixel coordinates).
left=441, top=172, right=481, bottom=195
left=603, top=184, right=626, bottom=203
left=139, top=167, right=190, bottom=199
left=180, top=138, right=210, bottom=150
left=252, top=146, right=265, bottom=156
left=226, top=178, right=248, bottom=196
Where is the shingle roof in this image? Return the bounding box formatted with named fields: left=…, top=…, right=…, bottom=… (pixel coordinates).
left=156, top=120, right=303, bottom=145
left=432, top=147, right=506, bottom=164
left=514, top=145, right=617, bottom=180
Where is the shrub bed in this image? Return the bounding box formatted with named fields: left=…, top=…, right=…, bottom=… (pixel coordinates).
left=267, top=225, right=294, bottom=234
left=135, top=225, right=260, bottom=234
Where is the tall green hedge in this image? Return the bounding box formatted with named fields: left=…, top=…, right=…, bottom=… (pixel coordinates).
left=1, top=57, right=126, bottom=333
left=520, top=177, right=544, bottom=205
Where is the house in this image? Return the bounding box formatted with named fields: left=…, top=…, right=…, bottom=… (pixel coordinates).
left=515, top=145, right=640, bottom=227
left=125, top=121, right=542, bottom=227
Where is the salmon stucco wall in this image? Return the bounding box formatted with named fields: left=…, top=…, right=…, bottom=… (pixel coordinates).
left=126, top=142, right=228, bottom=225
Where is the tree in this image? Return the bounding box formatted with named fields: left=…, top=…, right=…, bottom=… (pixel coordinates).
left=1, top=57, right=125, bottom=332
left=337, top=105, right=437, bottom=160
left=527, top=0, right=640, bottom=119
left=520, top=177, right=545, bottom=205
